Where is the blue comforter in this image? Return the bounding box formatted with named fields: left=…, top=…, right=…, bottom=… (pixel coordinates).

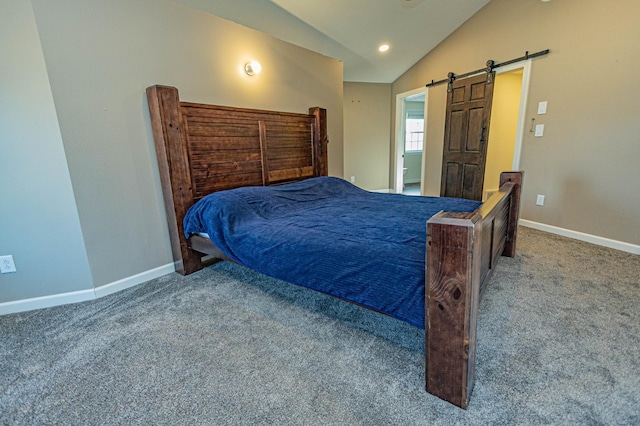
left=184, top=177, right=481, bottom=329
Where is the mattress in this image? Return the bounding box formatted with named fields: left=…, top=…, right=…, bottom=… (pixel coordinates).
left=183, top=177, right=481, bottom=328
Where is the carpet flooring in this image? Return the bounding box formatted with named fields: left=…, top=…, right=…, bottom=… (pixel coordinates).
left=1, top=227, right=639, bottom=425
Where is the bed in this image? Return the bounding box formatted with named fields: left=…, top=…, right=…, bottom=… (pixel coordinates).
left=146, top=85, right=523, bottom=409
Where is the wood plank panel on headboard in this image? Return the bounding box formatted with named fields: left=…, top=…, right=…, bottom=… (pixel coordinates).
left=181, top=102, right=320, bottom=197
left=264, top=118, right=314, bottom=184
left=183, top=105, right=264, bottom=196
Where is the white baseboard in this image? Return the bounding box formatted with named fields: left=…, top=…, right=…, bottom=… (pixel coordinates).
left=0, top=288, right=96, bottom=316
left=0, top=262, right=175, bottom=316
left=519, top=219, right=640, bottom=255
left=94, top=263, right=175, bottom=298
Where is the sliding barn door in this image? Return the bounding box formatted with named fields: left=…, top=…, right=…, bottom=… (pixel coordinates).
left=440, top=72, right=495, bottom=200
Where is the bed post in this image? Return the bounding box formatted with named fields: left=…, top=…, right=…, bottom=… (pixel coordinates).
left=425, top=211, right=482, bottom=409
left=146, top=85, right=204, bottom=275
left=425, top=171, right=523, bottom=408
left=309, top=107, right=328, bottom=177
left=500, top=171, right=523, bottom=257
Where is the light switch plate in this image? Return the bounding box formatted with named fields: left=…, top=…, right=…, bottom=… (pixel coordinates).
left=534, top=124, right=544, bottom=137
left=538, top=101, right=548, bottom=114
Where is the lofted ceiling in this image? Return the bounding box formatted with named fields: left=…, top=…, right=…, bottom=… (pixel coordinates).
left=175, top=0, right=490, bottom=83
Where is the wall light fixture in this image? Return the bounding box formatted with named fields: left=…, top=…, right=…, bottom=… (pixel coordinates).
left=245, top=61, right=262, bottom=76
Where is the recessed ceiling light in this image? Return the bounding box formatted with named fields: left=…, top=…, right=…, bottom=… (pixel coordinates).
left=379, top=44, right=390, bottom=52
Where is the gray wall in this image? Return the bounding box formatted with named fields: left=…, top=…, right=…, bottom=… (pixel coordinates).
left=0, top=0, right=93, bottom=303
left=343, top=82, right=391, bottom=191
left=2, top=0, right=343, bottom=306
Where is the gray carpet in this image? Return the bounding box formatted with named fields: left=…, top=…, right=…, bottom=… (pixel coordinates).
left=1, top=227, right=639, bottom=425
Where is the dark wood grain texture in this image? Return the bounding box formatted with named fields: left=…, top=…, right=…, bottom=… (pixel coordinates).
left=146, top=85, right=203, bottom=275
left=426, top=171, right=523, bottom=408
left=440, top=73, right=495, bottom=201
left=499, top=171, right=523, bottom=257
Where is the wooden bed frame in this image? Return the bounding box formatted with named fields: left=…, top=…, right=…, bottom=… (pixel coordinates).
left=146, top=85, right=523, bottom=409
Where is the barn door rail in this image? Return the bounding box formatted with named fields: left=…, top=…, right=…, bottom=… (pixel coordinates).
left=425, top=49, right=550, bottom=90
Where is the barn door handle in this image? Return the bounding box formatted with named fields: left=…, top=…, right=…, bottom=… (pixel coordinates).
left=480, top=124, right=487, bottom=144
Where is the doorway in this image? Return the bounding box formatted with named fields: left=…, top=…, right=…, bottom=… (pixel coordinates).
left=482, top=62, right=530, bottom=199
left=393, top=88, right=427, bottom=194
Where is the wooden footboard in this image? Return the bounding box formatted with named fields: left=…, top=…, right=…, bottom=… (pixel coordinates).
left=426, top=171, right=523, bottom=408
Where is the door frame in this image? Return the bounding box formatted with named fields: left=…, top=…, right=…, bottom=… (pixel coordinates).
left=393, top=58, right=532, bottom=195
left=393, top=87, right=428, bottom=194
left=494, top=59, right=532, bottom=172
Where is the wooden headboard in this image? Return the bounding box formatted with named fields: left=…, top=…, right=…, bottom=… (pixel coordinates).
left=146, top=85, right=328, bottom=273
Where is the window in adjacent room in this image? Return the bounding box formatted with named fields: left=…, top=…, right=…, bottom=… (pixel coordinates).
left=404, top=116, right=424, bottom=152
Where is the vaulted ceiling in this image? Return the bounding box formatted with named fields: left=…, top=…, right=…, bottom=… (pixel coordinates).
left=175, top=0, right=490, bottom=83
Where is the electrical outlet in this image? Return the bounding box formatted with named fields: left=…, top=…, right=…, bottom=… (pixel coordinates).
left=350, top=176, right=356, bottom=183
left=536, top=195, right=545, bottom=206
left=0, top=255, right=17, bottom=273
